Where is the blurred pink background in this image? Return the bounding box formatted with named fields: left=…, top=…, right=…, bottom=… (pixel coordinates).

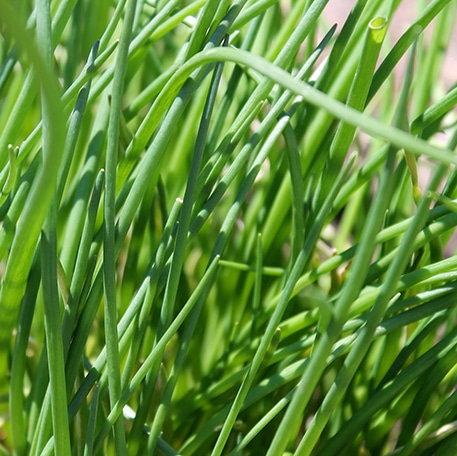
left=323, top=0, right=457, bottom=90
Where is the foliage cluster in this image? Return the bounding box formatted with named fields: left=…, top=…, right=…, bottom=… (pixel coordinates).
left=1, top=0, right=457, bottom=454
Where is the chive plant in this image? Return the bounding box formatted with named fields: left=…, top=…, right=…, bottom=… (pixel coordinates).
left=1, top=0, right=457, bottom=455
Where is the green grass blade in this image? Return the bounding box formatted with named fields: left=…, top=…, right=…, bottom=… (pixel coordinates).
left=102, top=0, right=137, bottom=452
left=0, top=0, right=65, bottom=389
